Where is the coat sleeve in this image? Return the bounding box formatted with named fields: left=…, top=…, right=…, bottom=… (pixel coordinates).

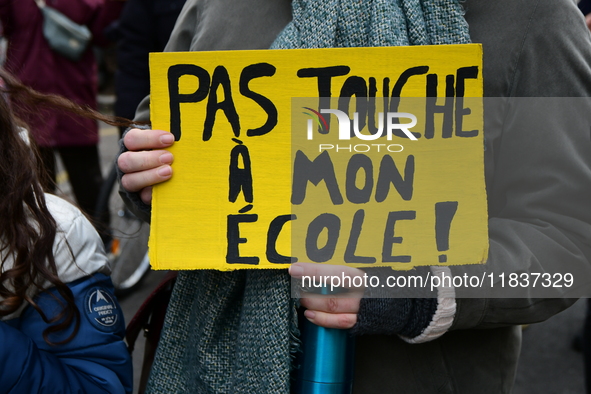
left=451, top=0, right=591, bottom=330
left=0, top=274, right=132, bottom=394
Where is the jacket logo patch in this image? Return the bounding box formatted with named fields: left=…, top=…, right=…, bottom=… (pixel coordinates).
left=85, top=288, right=119, bottom=330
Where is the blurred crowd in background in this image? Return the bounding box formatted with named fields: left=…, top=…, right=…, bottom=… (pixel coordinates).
left=0, top=0, right=186, bottom=235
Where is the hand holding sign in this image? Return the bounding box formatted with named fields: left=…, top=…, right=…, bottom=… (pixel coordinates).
left=118, top=128, right=175, bottom=205
left=290, top=262, right=364, bottom=329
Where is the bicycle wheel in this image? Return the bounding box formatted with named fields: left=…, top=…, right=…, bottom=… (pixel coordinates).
left=94, top=164, right=151, bottom=295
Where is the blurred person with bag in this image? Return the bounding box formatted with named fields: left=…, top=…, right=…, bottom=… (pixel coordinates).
left=0, top=0, right=123, bottom=232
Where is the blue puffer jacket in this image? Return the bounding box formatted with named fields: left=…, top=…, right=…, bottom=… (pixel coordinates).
left=0, top=194, right=132, bottom=394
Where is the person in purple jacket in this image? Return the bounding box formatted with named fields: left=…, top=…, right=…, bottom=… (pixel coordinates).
left=0, top=69, right=132, bottom=394
left=0, top=0, right=123, bottom=232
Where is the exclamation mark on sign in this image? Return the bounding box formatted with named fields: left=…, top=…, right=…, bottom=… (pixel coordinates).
left=435, top=201, right=458, bottom=263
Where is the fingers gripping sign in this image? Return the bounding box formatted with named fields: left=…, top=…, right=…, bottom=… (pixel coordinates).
left=289, top=262, right=366, bottom=329
left=118, top=128, right=175, bottom=204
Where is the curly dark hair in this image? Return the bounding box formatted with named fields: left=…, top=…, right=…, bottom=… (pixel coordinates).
left=0, top=69, right=133, bottom=345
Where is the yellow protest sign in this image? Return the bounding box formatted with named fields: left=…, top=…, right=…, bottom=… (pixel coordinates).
left=148, top=45, right=487, bottom=271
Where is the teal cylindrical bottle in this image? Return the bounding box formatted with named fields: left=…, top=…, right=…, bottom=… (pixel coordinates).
left=293, top=310, right=356, bottom=394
